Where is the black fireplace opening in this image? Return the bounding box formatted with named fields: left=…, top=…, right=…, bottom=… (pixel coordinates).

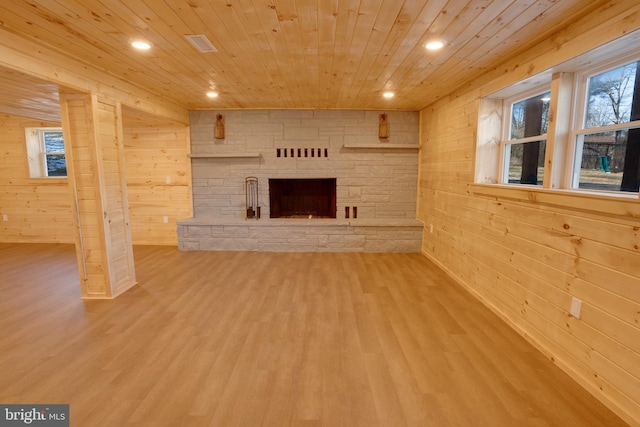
left=269, top=178, right=337, bottom=218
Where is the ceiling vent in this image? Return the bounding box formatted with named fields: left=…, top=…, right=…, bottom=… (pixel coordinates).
left=185, top=35, right=218, bottom=53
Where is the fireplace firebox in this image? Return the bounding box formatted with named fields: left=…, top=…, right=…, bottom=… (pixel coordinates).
left=269, top=178, right=336, bottom=218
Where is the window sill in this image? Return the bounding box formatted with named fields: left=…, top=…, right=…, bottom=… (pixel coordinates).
left=470, top=183, right=640, bottom=219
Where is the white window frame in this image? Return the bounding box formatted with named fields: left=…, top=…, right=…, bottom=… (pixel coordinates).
left=472, top=30, right=640, bottom=206
left=25, top=127, right=66, bottom=179
left=569, top=52, right=640, bottom=193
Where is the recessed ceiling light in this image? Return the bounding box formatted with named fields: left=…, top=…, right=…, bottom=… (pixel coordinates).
left=425, top=40, right=445, bottom=50
left=383, top=92, right=395, bottom=98
left=207, top=91, right=219, bottom=98
left=131, top=41, right=151, bottom=50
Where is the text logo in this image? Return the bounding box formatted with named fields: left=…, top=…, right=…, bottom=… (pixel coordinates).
left=0, top=405, right=68, bottom=426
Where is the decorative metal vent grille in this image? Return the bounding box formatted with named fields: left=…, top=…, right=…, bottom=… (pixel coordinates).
left=276, top=148, right=328, bottom=158
left=185, top=35, right=218, bottom=53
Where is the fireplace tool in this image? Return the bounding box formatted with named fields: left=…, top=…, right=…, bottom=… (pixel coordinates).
left=245, top=176, right=259, bottom=219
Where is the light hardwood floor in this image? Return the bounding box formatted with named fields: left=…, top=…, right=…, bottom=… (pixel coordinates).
left=0, top=243, right=628, bottom=427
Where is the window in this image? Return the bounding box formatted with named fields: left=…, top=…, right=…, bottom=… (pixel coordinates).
left=25, top=127, right=67, bottom=178
left=477, top=32, right=640, bottom=198
left=502, top=91, right=551, bottom=185
left=572, top=60, right=640, bottom=192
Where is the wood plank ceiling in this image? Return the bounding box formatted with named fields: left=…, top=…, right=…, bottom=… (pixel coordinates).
left=0, top=0, right=611, bottom=119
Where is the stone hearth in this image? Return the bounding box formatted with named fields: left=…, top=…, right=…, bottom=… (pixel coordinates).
left=177, top=218, right=423, bottom=252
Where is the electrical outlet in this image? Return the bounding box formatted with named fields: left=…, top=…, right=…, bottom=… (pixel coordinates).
left=429, top=224, right=434, bottom=234
left=2, top=214, right=7, bottom=222
left=165, top=176, right=171, bottom=184
left=163, top=216, right=169, bottom=224
left=570, top=297, right=582, bottom=319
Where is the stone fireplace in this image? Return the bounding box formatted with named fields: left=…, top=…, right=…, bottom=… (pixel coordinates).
left=177, top=109, right=424, bottom=252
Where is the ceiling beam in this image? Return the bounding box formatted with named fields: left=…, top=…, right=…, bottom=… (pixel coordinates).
left=0, top=29, right=189, bottom=125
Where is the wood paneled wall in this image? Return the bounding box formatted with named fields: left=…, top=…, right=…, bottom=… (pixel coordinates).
left=417, top=6, right=640, bottom=426
left=123, top=124, right=191, bottom=245
left=0, top=112, right=191, bottom=246
left=420, top=94, right=640, bottom=427
left=0, top=114, right=73, bottom=242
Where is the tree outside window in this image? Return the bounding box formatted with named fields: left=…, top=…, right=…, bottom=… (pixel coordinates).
left=503, top=91, right=550, bottom=185
left=576, top=61, right=640, bottom=192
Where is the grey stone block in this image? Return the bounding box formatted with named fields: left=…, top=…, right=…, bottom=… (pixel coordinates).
left=187, top=226, right=212, bottom=238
